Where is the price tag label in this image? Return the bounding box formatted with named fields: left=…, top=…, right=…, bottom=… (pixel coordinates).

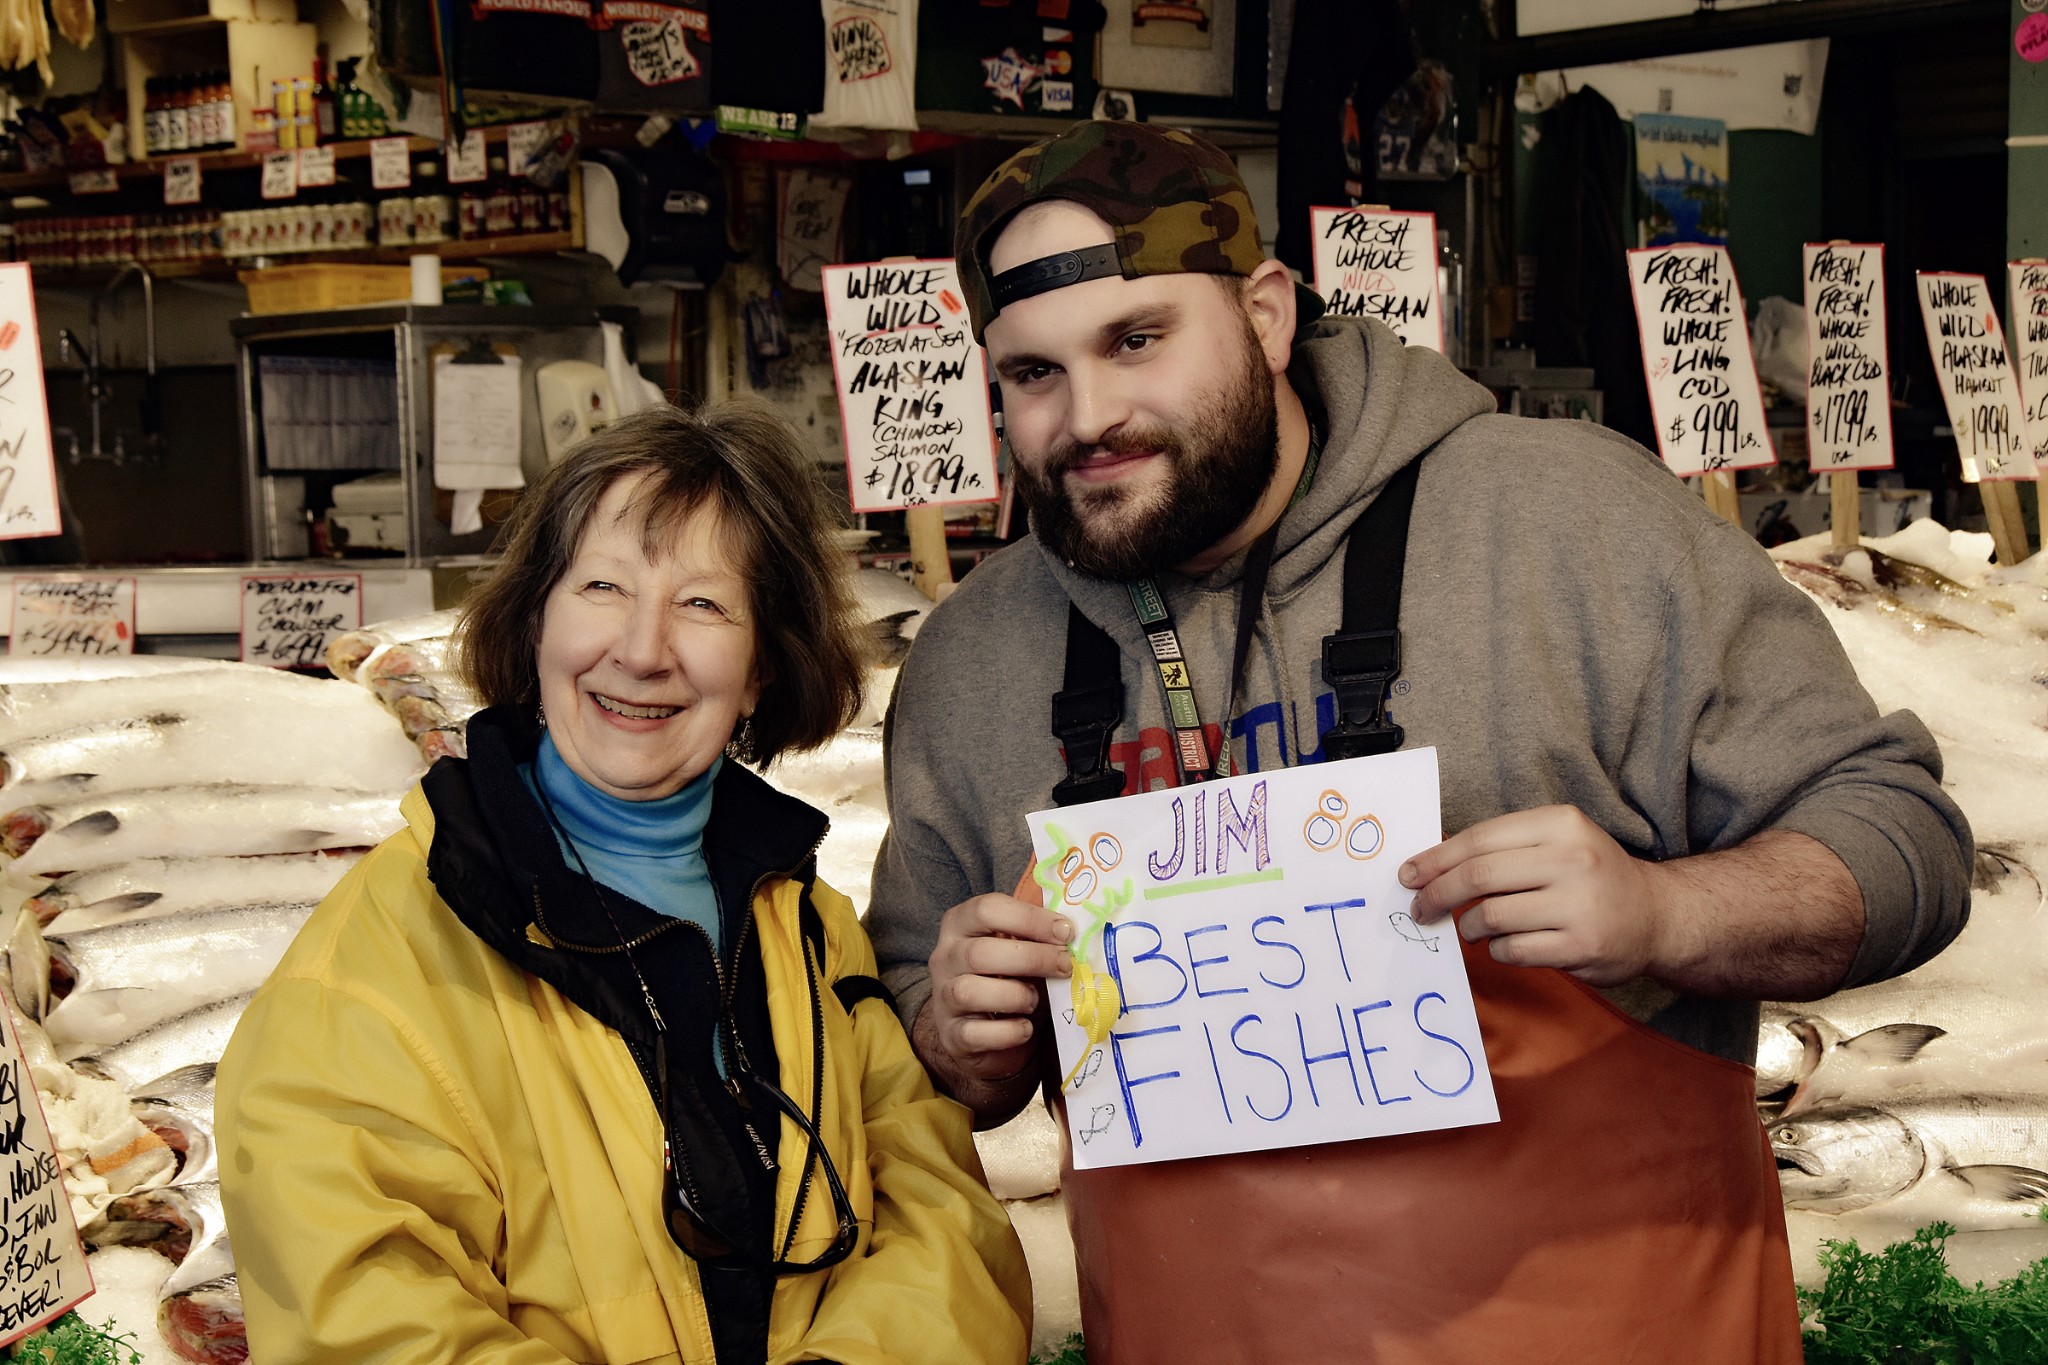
left=66, top=168, right=117, bottom=195
left=261, top=150, right=299, bottom=200
left=370, top=136, right=412, bottom=190
left=162, top=157, right=201, bottom=205
left=0, top=1004, right=93, bottom=1349
left=446, top=129, right=488, bottom=184
left=240, top=573, right=364, bottom=669
left=505, top=120, right=549, bottom=178
left=297, top=144, right=336, bottom=187
left=1626, top=243, right=1777, bottom=476
left=10, top=577, right=137, bottom=656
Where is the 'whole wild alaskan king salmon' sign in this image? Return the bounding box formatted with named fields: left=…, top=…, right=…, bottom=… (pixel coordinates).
left=1031, top=748, right=1497, bottom=1168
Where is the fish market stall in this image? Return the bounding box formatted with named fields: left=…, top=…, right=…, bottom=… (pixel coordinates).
left=1766, top=523, right=2048, bottom=1293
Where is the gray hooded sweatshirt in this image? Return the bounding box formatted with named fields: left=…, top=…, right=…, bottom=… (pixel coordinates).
left=867, top=316, right=1972, bottom=1067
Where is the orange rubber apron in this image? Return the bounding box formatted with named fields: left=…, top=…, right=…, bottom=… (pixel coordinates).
left=1020, top=871, right=1803, bottom=1365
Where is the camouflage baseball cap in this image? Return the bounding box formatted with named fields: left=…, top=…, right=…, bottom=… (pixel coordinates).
left=956, top=120, right=1322, bottom=344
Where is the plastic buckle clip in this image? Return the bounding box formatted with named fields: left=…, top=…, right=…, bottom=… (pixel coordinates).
left=1320, top=629, right=1405, bottom=760
left=1051, top=682, right=1126, bottom=807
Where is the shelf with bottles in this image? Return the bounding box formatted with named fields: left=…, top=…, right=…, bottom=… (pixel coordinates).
left=0, top=126, right=555, bottom=195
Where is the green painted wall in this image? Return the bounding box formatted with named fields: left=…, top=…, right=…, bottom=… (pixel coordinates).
left=2012, top=1, right=2048, bottom=259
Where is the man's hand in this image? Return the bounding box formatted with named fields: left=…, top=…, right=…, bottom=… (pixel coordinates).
left=911, top=893, right=1073, bottom=1125
left=1400, top=806, right=1863, bottom=999
left=1401, top=805, right=1663, bottom=986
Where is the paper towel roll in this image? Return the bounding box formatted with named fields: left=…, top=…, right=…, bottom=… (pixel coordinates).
left=411, top=254, right=443, bottom=306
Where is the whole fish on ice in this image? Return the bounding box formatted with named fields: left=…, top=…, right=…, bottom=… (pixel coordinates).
left=35, top=904, right=314, bottom=1056
left=0, top=713, right=184, bottom=790
left=1755, top=1009, right=1947, bottom=1115
left=3, top=784, right=405, bottom=877
left=77, top=995, right=253, bottom=1093
left=26, top=851, right=359, bottom=934
left=1772, top=1099, right=2048, bottom=1230
left=131, top=1062, right=218, bottom=1187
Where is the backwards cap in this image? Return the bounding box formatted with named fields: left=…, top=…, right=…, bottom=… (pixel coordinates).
left=955, top=120, right=1321, bottom=344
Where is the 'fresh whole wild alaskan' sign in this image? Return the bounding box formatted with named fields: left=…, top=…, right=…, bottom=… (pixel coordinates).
left=1308, top=207, right=1444, bottom=353
left=1030, top=748, right=1497, bottom=1169
left=1915, top=272, right=2034, bottom=483
left=1802, top=243, right=1895, bottom=472
left=821, top=259, right=1001, bottom=514
left=1627, top=243, right=1776, bottom=476
left=2008, top=261, right=2048, bottom=471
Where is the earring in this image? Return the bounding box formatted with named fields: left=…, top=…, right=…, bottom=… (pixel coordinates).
left=536, top=701, right=547, bottom=729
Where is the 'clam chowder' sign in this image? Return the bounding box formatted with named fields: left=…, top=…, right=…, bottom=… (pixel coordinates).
left=1032, top=748, right=1497, bottom=1169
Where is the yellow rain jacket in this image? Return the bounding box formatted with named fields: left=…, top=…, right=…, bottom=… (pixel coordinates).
left=219, top=763, right=1030, bottom=1364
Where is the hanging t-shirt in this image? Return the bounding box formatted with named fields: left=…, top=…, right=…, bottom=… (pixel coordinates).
left=711, top=0, right=826, bottom=116
left=809, top=0, right=918, bottom=131
left=594, top=0, right=715, bottom=112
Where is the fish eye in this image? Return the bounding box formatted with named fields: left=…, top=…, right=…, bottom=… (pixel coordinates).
left=1776, top=1127, right=1797, bottom=1143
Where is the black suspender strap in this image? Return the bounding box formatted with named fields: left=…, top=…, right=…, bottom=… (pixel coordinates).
left=1320, top=458, right=1423, bottom=761
left=1051, top=605, right=1128, bottom=807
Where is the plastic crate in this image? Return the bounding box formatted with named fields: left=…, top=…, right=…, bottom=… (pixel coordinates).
left=238, top=263, right=484, bottom=315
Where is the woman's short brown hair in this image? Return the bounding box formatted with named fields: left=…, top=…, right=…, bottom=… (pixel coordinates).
left=456, top=402, right=868, bottom=767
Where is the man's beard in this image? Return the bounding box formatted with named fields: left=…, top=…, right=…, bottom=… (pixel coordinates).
left=1014, top=318, right=1279, bottom=581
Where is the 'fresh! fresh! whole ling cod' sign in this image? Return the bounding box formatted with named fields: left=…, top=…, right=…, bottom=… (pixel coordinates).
left=1030, top=748, right=1497, bottom=1169
left=1628, top=243, right=1776, bottom=476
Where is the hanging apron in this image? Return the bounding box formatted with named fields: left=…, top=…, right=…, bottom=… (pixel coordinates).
left=1019, top=869, right=1803, bottom=1365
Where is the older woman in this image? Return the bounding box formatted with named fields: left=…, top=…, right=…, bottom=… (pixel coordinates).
left=218, top=404, right=1031, bottom=1364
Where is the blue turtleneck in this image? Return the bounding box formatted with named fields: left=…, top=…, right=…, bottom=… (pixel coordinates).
left=519, top=730, right=723, bottom=955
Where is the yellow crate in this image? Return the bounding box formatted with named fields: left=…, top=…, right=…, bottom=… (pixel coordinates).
left=238, top=264, right=485, bottom=315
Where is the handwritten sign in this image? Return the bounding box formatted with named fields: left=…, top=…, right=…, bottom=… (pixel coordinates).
left=506, top=121, right=549, bottom=178
left=1031, top=749, right=1497, bottom=1169
left=65, top=170, right=115, bottom=196
left=260, top=150, right=298, bottom=201
left=1308, top=207, right=1444, bottom=351
left=1627, top=244, right=1776, bottom=475
left=821, top=259, right=1001, bottom=512
left=0, top=267, right=62, bottom=541
left=296, top=144, right=335, bottom=188
left=623, top=10, right=703, bottom=85
left=446, top=130, right=487, bottom=185
left=370, top=136, right=413, bottom=191
left=1802, top=243, right=1895, bottom=471
left=2010, top=261, right=2048, bottom=471
left=0, top=1002, right=91, bottom=1347
left=162, top=157, right=200, bottom=206
left=1916, top=272, right=2034, bottom=482
left=240, top=573, right=364, bottom=669
left=9, top=578, right=135, bottom=656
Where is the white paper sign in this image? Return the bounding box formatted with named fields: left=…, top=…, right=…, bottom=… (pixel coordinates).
left=370, top=136, right=413, bottom=191
left=297, top=144, right=336, bottom=188
left=1916, top=272, right=2034, bottom=483
left=1031, top=749, right=1497, bottom=1169
left=240, top=573, right=364, bottom=669
left=162, top=157, right=201, bottom=206
left=0, top=266, right=64, bottom=541
left=1627, top=244, right=1776, bottom=475
left=1308, top=207, right=1444, bottom=352
left=9, top=577, right=136, bottom=655
left=505, top=120, right=549, bottom=178
left=260, top=150, right=298, bottom=201
left=0, top=1000, right=93, bottom=1347
left=2010, top=261, right=2048, bottom=472
left=65, top=169, right=115, bottom=196
left=1802, top=243, right=1894, bottom=472
left=821, top=259, right=1001, bottom=512
left=431, top=354, right=525, bottom=490
left=446, top=130, right=487, bottom=185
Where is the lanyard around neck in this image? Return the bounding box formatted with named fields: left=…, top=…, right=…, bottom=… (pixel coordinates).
left=1128, top=525, right=1279, bottom=787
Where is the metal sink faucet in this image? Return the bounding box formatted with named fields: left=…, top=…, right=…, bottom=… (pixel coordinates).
left=54, top=262, right=159, bottom=463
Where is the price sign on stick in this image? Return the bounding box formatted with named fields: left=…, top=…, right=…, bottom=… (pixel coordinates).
left=821, top=259, right=1001, bottom=513
left=0, top=264, right=65, bottom=540
left=260, top=150, right=298, bottom=200
left=370, top=136, right=412, bottom=191
left=1034, top=748, right=1497, bottom=1169
left=10, top=577, right=136, bottom=656
left=297, top=145, right=336, bottom=188
left=446, top=129, right=487, bottom=185
left=163, top=156, right=201, bottom=206
left=1627, top=244, right=1776, bottom=477
left=240, top=573, right=364, bottom=669
left=0, top=996, right=93, bottom=1347
left=1308, top=207, right=1444, bottom=352
left=1915, top=273, right=2033, bottom=483
left=2009, top=261, right=2048, bottom=473
left=1802, top=244, right=1895, bottom=472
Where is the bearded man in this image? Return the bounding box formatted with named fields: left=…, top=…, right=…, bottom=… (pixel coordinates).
left=864, top=121, right=1971, bottom=1364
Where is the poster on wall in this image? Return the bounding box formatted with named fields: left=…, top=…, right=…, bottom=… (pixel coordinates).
left=1033, top=748, right=1499, bottom=1170
left=777, top=169, right=851, bottom=292
left=1802, top=243, right=1895, bottom=472
left=1099, top=0, right=1235, bottom=96
left=1309, top=207, right=1444, bottom=353
left=821, top=259, right=1001, bottom=512
left=1560, top=40, right=1827, bottom=136
left=1627, top=243, right=1777, bottom=476
left=1634, top=114, right=1729, bottom=247
left=1915, top=272, right=2034, bottom=484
